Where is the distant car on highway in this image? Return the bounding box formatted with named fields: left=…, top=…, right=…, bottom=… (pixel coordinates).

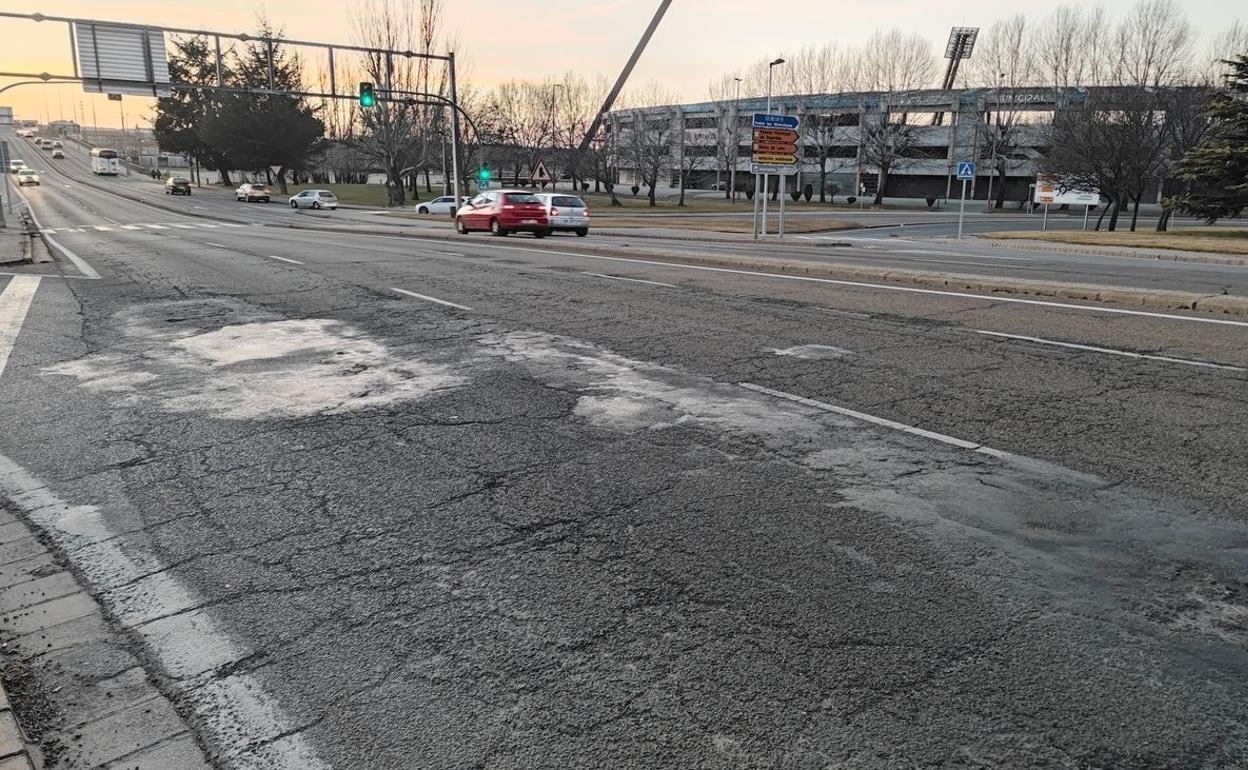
left=51, top=140, right=63, bottom=149
left=535, top=193, right=590, bottom=237
left=51, top=149, right=65, bottom=159
left=16, top=168, right=40, bottom=186
left=166, top=176, right=192, bottom=196
left=235, top=183, right=271, bottom=203
left=455, top=190, right=549, bottom=237
left=8, top=159, right=24, bottom=174
left=39, top=139, right=53, bottom=150
left=414, top=196, right=458, bottom=215
left=289, top=189, right=337, bottom=210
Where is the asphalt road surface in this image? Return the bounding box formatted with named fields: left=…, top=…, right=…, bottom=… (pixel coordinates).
left=2, top=133, right=1247, bottom=768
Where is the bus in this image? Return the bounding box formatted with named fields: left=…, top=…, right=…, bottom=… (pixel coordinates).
left=90, top=148, right=120, bottom=176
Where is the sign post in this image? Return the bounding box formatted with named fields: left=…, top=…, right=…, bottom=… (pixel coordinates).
left=751, top=113, right=800, bottom=239
left=955, top=161, right=975, bottom=239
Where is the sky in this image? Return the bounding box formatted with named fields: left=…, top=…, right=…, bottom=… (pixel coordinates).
left=0, top=0, right=1243, bottom=128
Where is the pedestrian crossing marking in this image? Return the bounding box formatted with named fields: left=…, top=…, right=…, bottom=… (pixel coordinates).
left=37, top=221, right=257, bottom=235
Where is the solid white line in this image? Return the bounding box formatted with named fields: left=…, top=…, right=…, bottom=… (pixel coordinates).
left=740, top=382, right=1009, bottom=458
left=120, top=225, right=141, bottom=230
left=171, top=224, right=196, bottom=229
left=583, top=272, right=679, bottom=288
left=0, top=276, right=41, bottom=379
left=267, top=255, right=303, bottom=265
left=92, top=225, right=113, bottom=232
left=205, top=242, right=229, bottom=249
left=142, top=224, right=168, bottom=230
left=7, top=186, right=101, bottom=279
left=480, top=244, right=1248, bottom=328
left=974, top=330, right=1246, bottom=372
left=0, top=453, right=330, bottom=770
left=197, top=223, right=220, bottom=228
left=391, top=287, right=471, bottom=310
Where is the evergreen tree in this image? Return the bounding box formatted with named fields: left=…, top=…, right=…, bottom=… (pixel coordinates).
left=1174, top=54, right=1248, bottom=222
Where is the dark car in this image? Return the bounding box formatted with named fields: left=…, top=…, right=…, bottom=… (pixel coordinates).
left=454, top=190, right=549, bottom=237
left=165, top=176, right=192, bottom=195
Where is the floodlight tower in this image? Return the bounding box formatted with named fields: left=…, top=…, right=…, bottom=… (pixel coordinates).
left=933, top=27, right=979, bottom=125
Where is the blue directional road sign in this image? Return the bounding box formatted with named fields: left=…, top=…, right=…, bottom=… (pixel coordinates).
left=956, top=161, right=976, bottom=181
left=753, top=113, right=800, bottom=130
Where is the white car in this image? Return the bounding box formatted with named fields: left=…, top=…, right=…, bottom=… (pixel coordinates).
left=16, top=168, right=41, bottom=186
left=414, top=196, right=458, bottom=215
left=289, top=189, right=338, bottom=210
left=535, top=193, right=590, bottom=237
left=9, top=159, right=24, bottom=174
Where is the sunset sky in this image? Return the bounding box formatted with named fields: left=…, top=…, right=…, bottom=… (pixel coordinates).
left=1, top=0, right=1242, bottom=128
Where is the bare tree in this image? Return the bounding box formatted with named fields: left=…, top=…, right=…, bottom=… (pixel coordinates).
left=485, top=80, right=558, bottom=186
left=859, top=99, right=917, bottom=205
left=1116, top=0, right=1194, bottom=87
left=860, top=30, right=937, bottom=92
left=707, top=74, right=743, bottom=198
left=971, top=16, right=1036, bottom=209
left=1202, top=21, right=1248, bottom=81
left=621, top=82, right=678, bottom=207
left=1155, top=86, right=1214, bottom=230
left=348, top=0, right=446, bottom=207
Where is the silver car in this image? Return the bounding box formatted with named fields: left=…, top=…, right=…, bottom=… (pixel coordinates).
left=415, top=196, right=458, bottom=215
left=535, top=194, right=590, bottom=237
left=289, top=189, right=338, bottom=210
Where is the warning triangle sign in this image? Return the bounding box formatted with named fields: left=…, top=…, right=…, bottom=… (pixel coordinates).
left=529, top=159, right=553, bottom=183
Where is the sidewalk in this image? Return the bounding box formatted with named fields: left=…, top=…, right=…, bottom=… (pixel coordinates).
left=0, top=228, right=31, bottom=267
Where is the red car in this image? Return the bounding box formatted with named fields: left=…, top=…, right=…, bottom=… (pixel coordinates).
left=455, top=190, right=549, bottom=237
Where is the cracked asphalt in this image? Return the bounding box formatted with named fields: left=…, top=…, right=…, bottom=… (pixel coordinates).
left=1, top=144, right=1247, bottom=769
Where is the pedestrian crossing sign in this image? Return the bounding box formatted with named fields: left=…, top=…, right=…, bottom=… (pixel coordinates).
left=956, top=161, right=976, bottom=181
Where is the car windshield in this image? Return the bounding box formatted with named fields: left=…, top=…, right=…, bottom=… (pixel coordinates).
left=318, top=192, right=335, bottom=198
left=552, top=196, right=585, bottom=208
left=172, top=178, right=190, bottom=184
left=504, top=193, right=541, bottom=204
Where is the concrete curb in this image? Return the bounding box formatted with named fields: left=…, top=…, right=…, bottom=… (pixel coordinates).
left=968, top=237, right=1248, bottom=267
left=265, top=222, right=1248, bottom=317
left=0, top=687, right=36, bottom=770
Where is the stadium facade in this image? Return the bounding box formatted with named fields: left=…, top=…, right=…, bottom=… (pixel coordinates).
left=604, top=87, right=1141, bottom=204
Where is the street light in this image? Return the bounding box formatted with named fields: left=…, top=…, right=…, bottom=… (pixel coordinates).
left=730, top=76, right=742, bottom=201
left=766, top=58, right=785, bottom=114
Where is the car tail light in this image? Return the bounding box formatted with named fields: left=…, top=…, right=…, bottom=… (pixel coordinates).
left=550, top=207, right=559, bottom=216
left=502, top=204, right=515, bottom=210
left=584, top=209, right=590, bottom=217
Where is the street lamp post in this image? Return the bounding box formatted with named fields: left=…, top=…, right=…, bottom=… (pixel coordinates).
left=757, top=58, right=785, bottom=238
left=729, top=77, right=742, bottom=201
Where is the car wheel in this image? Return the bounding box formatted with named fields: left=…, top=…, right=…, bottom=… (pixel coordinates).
left=290, top=200, right=298, bottom=209
left=418, top=206, right=429, bottom=215
left=575, top=228, right=589, bottom=237
left=261, top=198, right=269, bottom=203
left=455, top=218, right=468, bottom=235
left=533, top=229, right=548, bottom=239
left=490, top=219, right=508, bottom=237
left=312, top=201, right=320, bottom=210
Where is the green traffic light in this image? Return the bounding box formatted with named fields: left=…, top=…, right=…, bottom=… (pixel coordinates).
left=478, top=165, right=490, bottom=182
left=359, top=82, right=376, bottom=108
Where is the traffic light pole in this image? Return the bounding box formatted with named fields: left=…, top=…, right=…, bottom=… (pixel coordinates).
left=448, top=53, right=463, bottom=214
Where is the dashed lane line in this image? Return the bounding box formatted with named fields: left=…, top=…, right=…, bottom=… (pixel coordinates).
left=974, top=330, right=1245, bottom=372
left=391, top=287, right=472, bottom=311
left=267, top=255, right=303, bottom=265
left=583, top=272, right=680, bottom=289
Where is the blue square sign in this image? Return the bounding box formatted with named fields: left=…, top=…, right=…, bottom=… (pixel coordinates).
left=956, top=161, right=976, bottom=181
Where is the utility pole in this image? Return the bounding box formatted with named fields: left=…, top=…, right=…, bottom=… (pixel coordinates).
left=573, top=0, right=673, bottom=162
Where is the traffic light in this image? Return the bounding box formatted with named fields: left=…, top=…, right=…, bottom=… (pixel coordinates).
left=359, top=82, right=376, bottom=108
left=478, top=164, right=491, bottom=182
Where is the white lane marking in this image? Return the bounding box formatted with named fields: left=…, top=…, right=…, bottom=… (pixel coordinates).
left=892, top=249, right=1033, bottom=261
left=481, top=244, right=1248, bottom=329
left=40, top=228, right=56, bottom=234
left=8, top=186, right=101, bottom=279
left=0, top=454, right=330, bottom=770
left=0, top=276, right=41, bottom=379
left=92, top=225, right=113, bottom=232
left=166, top=235, right=181, bottom=240
left=204, top=242, right=229, bottom=249
left=740, top=382, right=1009, bottom=458
left=142, top=224, right=168, bottom=230
left=267, top=255, right=303, bottom=265
left=0, top=271, right=94, bottom=280
left=220, top=223, right=247, bottom=228
left=582, top=272, right=679, bottom=289
left=391, top=287, right=472, bottom=311
left=197, top=223, right=220, bottom=228
left=974, top=330, right=1246, bottom=372
left=120, top=225, right=141, bottom=231
left=171, top=224, right=196, bottom=229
